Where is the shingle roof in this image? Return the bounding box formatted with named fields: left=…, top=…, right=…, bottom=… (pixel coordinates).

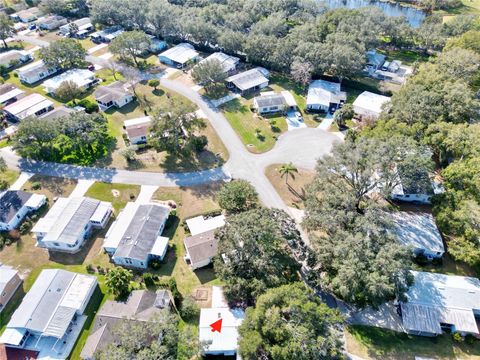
left=38, top=106, right=75, bottom=121
left=113, top=204, right=170, bottom=261
left=94, top=81, right=130, bottom=104
left=184, top=229, right=218, bottom=266
left=0, top=190, right=33, bottom=224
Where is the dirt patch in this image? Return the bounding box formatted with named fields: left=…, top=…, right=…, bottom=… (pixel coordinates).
left=265, top=164, right=315, bottom=209
left=111, top=189, right=120, bottom=197
left=193, top=286, right=212, bottom=308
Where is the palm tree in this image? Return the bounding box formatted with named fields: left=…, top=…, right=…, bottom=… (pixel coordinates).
left=278, top=163, right=298, bottom=186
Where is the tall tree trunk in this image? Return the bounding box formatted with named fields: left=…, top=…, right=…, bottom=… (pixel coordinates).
left=2, top=39, right=7, bottom=49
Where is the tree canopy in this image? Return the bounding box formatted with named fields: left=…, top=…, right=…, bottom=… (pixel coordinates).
left=13, top=112, right=113, bottom=165
left=214, top=208, right=300, bottom=303
left=39, top=38, right=86, bottom=70
left=239, top=283, right=345, bottom=360
left=105, top=267, right=133, bottom=298
left=217, top=180, right=259, bottom=214
left=109, top=31, right=152, bottom=67
left=191, top=59, right=227, bottom=92
left=0, top=13, right=14, bottom=49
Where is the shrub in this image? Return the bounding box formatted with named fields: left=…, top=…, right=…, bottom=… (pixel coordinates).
left=218, top=179, right=259, bottom=213
left=86, top=264, right=95, bottom=273
left=129, top=193, right=136, bottom=200
left=143, top=272, right=157, bottom=287
left=30, top=182, right=42, bottom=190
left=413, top=253, right=428, bottom=266
left=452, top=332, right=463, bottom=343
left=77, top=98, right=99, bottom=113
left=149, top=258, right=162, bottom=270
left=180, top=296, right=200, bottom=321
left=19, top=221, right=31, bottom=235
left=189, top=135, right=208, bottom=152
left=465, top=334, right=476, bottom=345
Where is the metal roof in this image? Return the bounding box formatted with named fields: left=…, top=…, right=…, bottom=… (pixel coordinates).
left=113, top=204, right=170, bottom=261
left=352, top=91, right=390, bottom=116
left=226, top=68, right=269, bottom=91
left=199, top=52, right=239, bottom=73
left=17, top=60, right=58, bottom=80
left=401, top=271, right=480, bottom=335
left=43, top=69, right=95, bottom=92
left=159, top=43, right=199, bottom=65
left=186, top=215, right=225, bottom=236
left=3, top=93, right=53, bottom=119
left=199, top=308, right=244, bottom=353
left=389, top=212, right=444, bottom=254
left=306, top=80, right=346, bottom=107
left=41, top=197, right=102, bottom=245
left=254, top=93, right=286, bottom=108
left=5, top=269, right=96, bottom=340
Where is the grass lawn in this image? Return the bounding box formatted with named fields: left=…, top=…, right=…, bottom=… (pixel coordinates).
left=0, top=169, right=19, bottom=187
left=0, top=138, right=12, bottom=148
left=265, top=164, right=315, bottom=209
left=85, top=182, right=141, bottom=213
left=99, top=83, right=228, bottom=172
left=151, top=183, right=224, bottom=296
left=344, top=77, right=384, bottom=103
left=377, top=49, right=430, bottom=66
left=346, top=325, right=480, bottom=360
left=221, top=98, right=286, bottom=153
left=436, top=0, right=480, bottom=19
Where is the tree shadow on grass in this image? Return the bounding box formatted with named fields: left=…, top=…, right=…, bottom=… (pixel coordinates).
left=194, top=265, right=218, bottom=285
left=160, top=149, right=220, bottom=173
left=152, top=88, right=165, bottom=97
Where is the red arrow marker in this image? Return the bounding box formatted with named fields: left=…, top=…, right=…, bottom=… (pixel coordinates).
left=210, top=318, right=222, bottom=333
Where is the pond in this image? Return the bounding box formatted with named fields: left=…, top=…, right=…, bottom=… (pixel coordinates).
left=322, top=0, right=426, bottom=27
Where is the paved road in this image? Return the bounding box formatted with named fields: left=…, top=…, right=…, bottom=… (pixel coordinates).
left=13, top=34, right=340, bottom=212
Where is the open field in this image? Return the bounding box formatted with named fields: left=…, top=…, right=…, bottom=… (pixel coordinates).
left=265, top=164, right=315, bottom=209
left=0, top=169, right=19, bottom=187
left=346, top=325, right=480, bottom=360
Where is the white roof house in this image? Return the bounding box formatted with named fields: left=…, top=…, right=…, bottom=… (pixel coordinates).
left=352, top=91, right=391, bottom=119
left=0, top=84, right=24, bottom=105
left=103, top=202, right=171, bottom=269
left=389, top=212, right=445, bottom=259
left=124, top=116, right=152, bottom=145
left=306, top=80, right=346, bottom=113
left=0, top=269, right=97, bottom=359
left=200, top=307, right=245, bottom=356
left=159, top=43, right=199, bottom=68
left=186, top=215, right=225, bottom=236
left=0, top=190, right=47, bottom=232
left=17, top=60, right=60, bottom=85
left=43, top=69, right=96, bottom=94
left=226, top=67, right=270, bottom=94
left=3, top=93, right=54, bottom=121
left=199, top=52, right=240, bottom=73
left=59, top=18, right=94, bottom=37
left=0, top=264, right=22, bottom=314
left=401, top=271, right=480, bottom=337
left=32, top=197, right=112, bottom=253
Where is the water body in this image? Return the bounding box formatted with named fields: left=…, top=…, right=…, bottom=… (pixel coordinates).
left=323, top=0, right=426, bottom=27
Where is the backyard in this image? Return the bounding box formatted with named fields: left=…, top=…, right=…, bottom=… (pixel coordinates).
left=346, top=325, right=480, bottom=360
left=84, top=181, right=140, bottom=213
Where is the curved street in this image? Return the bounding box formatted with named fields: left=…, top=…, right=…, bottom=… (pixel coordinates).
left=4, top=36, right=341, bottom=213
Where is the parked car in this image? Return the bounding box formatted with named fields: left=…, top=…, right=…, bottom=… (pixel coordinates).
left=87, top=64, right=95, bottom=71
left=295, top=111, right=303, bottom=122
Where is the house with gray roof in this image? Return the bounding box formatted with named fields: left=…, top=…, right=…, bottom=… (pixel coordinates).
left=59, top=18, right=94, bottom=38
left=0, top=50, right=32, bottom=70
left=226, top=67, right=269, bottom=95
left=0, top=83, right=24, bottom=106
left=103, top=202, right=170, bottom=269
left=37, top=15, right=67, bottom=31
left=389, top=211, right=445, bottom=260
left=253, top=92, right=287, bottom=115
left=400, top=271, right=480, bottom=337
left=32, top=197, right=112, bottom=253
left=366, top=49, right=386, bottom=71
left=0, top=264, right=22, bottom=314
left=80, top=289, right=173, bottom=359
left=38, top=106, right=79, bottom=121
left=94, top=81, right=133, bottom=111
left=0, top=190, right=46, bottom=232
left=198, top=52, right=240, bottom=74
left=17, top=60, right=60, bottom=85
left=0, top=269, right=97, bottom=359
left=11, top=7, right=42, bottom=23
left=306, top=80, right=346, bottom=113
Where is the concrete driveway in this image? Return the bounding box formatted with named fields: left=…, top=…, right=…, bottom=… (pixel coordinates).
left=286, top=110, right=307, bottom=131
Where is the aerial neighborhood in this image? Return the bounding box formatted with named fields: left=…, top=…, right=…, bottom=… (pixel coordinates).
left=0, top=0, right=479, bottom=360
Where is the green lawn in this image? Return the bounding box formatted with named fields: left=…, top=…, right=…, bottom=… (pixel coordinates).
left=85, top=182, right=141, bottom=213
left=221, top=98, right=285, bottom=153
left=346, top=325, right=480, bottom=360
left=377, top=49, right=430, bottom=66
left=437, top=0, right=480, bottom=18
left=0, top=169, right=19, bottom=187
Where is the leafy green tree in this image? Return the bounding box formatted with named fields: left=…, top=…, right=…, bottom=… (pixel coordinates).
left=278, top=163, right=298, bottom=185
left=191, top=59, right=227, bottom=92
left=147, top=78, right=159, bottom=90
left=13, top=112, right=113, bottom=165
left=214, top=208, right=299, bottom=303
left=239, top=283, right=344, bottom=360
left=444, top=30, right=480, bottom=53
left=109, top=31, right=152, bottom=67
left=95, top=310, right=182, bottom=360
left=0, top=156, right=6, bottom=172
left=119, top=145, right=138, bottom=162
left=40, top=0, right=89, bottom=17
left=217, top=179, right=259, bottom=214
left=149, top=100, right=205, bottom=156
left=105, top=267, right=133, bottom=298
left=333, top=104, right=354, bottom=128
left=55, top=80, right=81, bottom=102
left=39, top=38, right=86, bottom=70
left=0, top=13, right=14, bottom=49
